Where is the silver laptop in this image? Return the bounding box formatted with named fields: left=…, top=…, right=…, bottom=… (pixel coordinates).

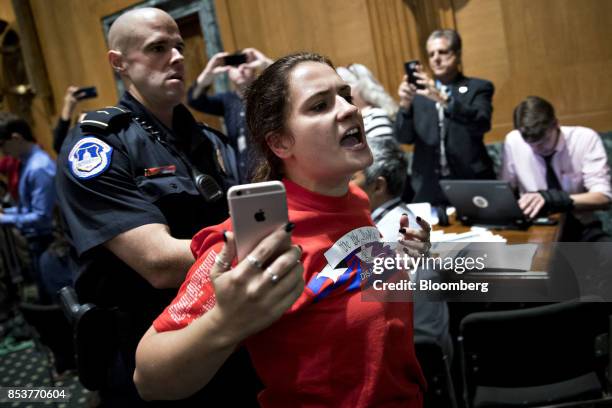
left=439, top=180, right=530, bottom=229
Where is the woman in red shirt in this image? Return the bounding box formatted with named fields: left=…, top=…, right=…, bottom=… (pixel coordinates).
left=134, top=53, right=429, bottom=407
left=0, top=156, right=20, bottom=202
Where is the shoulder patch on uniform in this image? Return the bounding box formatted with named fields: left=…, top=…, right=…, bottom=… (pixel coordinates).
left=68, top=136, right=113, bottom=179
left=79, top=106, right=131, bottom=133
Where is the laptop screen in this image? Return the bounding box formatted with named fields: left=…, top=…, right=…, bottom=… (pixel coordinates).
left=439, top=180, right=529, bottom=228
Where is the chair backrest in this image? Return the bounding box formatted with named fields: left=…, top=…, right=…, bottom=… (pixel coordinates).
left=459, top=299, right=611, bottom=407
left=18, top=303, right=72, bottom=351
left=18, top=302, right=76, bottom=375
left=537, top=396, right=612, bottom=407
left=415, top=338, right=458, bottom=408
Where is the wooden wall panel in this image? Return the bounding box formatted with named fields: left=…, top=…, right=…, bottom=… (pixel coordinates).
left=217, top=0, right=379, bottom=78
left=1, top=0, right=53, bottom=153
left=23, top=0, right=134, bottom=151
left=0, top=0, right=14, bottom=23
left=30, top=0, right=133, bottom=112
left=177, top=13, right=221, bottom=130
left=2, top=0, right=611, bottom=151
left=455, top=0, right=612, bottom=142
left=365, top=0, right=422, bottom=101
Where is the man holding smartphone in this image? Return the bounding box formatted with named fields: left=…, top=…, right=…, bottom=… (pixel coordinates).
left=55, top=7, right=258, bottom=406
left=395, top=29, right=495, bottom=205
left=52, top=85, right=97, bottom=153
left=188, top=48, right=273, bottom=183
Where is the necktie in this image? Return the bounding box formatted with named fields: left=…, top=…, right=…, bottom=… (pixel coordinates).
left=543, top=154, right=562, bottom=190
left=436, top=83, right=450, bottom=177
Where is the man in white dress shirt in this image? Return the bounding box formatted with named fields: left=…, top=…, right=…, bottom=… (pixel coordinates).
left=501, top=96, right=611, bottom=241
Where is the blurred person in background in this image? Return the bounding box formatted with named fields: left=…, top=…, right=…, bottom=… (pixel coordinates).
left=189, top=48, right=273, bottom=182
left=395, top=29, right=495, bottom=205
left=52, top=85, right=94, bottom=153
left=0, top=112, right=56, bottom=304
left=337, top=63, right=398, bottom=139
left=352, top=136, right=452, bottom=359
left=0, top=154, right=20, bottom=203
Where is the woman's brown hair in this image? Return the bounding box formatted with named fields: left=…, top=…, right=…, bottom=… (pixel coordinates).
left=245, top=52, right=333, bottom=182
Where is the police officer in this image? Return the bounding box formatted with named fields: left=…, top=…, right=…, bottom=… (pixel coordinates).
left=55, top=8, right=257, bottom=406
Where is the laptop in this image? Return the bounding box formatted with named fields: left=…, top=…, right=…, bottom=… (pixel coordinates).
left=439, top=180, right=530, bottom=229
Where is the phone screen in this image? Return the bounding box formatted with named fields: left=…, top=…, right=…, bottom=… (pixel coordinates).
left=75, top=86, right=98, bottom=100
left=404, top=60, right=424, bottom=90
left=224, top=53, right=248, bottom=67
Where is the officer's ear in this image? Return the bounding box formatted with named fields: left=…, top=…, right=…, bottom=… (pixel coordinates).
left=265, top=131, right=294, bottom=159
left=108, top=50, right=126, bottom=74
left=374, top=176, right=388, bottom=196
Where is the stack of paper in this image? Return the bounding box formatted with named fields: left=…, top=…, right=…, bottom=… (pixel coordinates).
left=429, top=226, right=539, bottom=272
left=430, top=226, right=506, bottom=243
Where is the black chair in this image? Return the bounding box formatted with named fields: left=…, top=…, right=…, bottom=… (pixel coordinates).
left=18, top=302, right=76, bottom=377
left=537, top=397, right=612, bottom=407
left=459, top=298, right=611, bottom=408
left=415, top=338, right=459, bottom=408
left=1, top=225, right=24, bottom=315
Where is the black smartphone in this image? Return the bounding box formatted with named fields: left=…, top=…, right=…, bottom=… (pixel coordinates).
left=404, top=60, right=424, bottom=90
left=74, top=86, right=98, bottom=100
left=223, top=53, right=248, bottom=67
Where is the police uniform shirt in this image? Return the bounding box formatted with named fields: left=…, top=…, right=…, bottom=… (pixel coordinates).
left=56, top=92, right=229, bottom=327
left=56, top=93, right=264, bottom=407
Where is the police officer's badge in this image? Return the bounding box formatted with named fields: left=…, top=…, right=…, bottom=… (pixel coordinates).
left=68, top=136, right=113, bottom=179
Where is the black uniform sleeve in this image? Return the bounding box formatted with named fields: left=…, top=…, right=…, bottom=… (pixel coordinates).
left=56, top=134, right=167, bottom=256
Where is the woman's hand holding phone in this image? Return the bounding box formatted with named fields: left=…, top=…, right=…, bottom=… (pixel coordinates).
left=208, top=224, right=304, bottom=344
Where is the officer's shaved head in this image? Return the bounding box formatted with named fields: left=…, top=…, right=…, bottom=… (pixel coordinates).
left=107, top=7, right=185, bottom=113
left=108, top=7, right=176, bottom=53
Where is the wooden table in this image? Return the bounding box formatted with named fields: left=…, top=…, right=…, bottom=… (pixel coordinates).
left=435, top=214, right=564, bottom=272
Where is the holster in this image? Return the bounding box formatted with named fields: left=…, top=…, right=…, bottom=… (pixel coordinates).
left=58, top=286, right=120, bottom=391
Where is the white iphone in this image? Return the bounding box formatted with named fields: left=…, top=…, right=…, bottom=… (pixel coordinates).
left=227, top=181, right=289, bottom=261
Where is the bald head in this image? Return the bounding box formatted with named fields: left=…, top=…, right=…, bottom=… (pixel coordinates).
left=107, top=7, right=186, bottom=117
left=108, top=7, right=177, bottom=53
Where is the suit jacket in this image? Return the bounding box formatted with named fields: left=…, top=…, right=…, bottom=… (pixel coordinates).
left=395, top=74, right=495, bottom=204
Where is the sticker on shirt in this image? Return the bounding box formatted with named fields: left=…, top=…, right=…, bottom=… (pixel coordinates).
left=305, top=226, right=391, bottom=301
left=68, top=136, right=113, bottom=179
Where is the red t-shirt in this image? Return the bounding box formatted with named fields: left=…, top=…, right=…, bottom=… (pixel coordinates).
left=154, top=179, right=425, bottom=407
left=0, top=156, right=20, bottom=200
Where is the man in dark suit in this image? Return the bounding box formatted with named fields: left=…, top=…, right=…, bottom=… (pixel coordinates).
left=395, top=29, right=495, bottom=205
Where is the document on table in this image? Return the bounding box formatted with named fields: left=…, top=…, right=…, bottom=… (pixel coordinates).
left=430, top=227, right=538, bottom=272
